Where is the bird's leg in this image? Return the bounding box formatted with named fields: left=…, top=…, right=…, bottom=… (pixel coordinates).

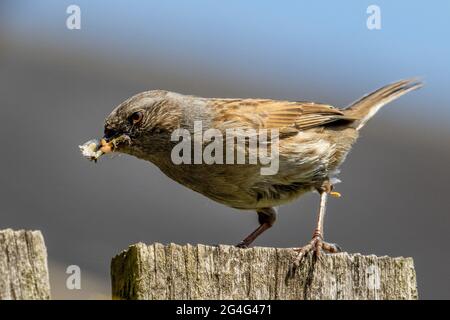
left=293, top=181, right=341, bottom=266
left=236, top=207, right=277, bottom=248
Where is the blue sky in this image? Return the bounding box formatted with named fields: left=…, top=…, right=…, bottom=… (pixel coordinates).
left=2, top=1, right=450, bottom=120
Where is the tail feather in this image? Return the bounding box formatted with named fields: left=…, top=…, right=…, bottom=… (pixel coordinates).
left=344, top=78, right=423, bottom=130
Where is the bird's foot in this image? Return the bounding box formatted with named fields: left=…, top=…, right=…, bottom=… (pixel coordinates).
left=292, top=232, right=341, bottom=267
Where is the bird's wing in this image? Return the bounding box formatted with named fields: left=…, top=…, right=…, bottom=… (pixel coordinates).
left=210, top=99, right=357, bottom=132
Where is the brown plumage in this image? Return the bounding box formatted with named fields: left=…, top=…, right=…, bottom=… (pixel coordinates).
left=97, top=78, right=422, bottom=262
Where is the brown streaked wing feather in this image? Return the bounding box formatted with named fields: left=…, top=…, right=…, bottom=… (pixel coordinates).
left=211, top=99, right=357, bottom=131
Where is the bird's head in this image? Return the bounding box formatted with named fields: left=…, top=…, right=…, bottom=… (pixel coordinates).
left=102, top=90, right=183, bottom=159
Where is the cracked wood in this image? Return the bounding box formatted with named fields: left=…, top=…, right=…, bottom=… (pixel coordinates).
left=111, top=243, right=418, bottom=300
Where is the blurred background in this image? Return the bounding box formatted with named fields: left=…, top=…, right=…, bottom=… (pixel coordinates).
left=1, top=0, right=449, bottom=299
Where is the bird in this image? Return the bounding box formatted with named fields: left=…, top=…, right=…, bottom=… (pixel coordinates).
left=97, top=78, right=422, bottom=264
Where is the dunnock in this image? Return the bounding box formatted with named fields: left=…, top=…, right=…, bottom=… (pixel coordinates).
left=83, top=78, right=422, bottom=263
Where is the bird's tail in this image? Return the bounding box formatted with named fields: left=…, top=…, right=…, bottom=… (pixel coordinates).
left=344, top=78, right=423, bottom=130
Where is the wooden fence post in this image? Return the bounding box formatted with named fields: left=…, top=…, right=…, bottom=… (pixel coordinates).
left=111, top=242, right=417, bottom=300
left=0, top=229, right=51, bottom=300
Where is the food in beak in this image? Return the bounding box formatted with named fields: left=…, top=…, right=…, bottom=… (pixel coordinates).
left=79, top=138, right=113, bottom=162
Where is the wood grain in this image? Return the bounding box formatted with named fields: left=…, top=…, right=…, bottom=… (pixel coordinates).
left=0, top=229, right=51, bottom=300
left=111, top=243, right=417, bottom=300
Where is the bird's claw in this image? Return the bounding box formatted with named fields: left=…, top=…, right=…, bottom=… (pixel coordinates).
left=292, top=236, right=341, bottom=268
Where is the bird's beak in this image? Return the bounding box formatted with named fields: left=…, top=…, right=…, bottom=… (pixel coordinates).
left=102, top=128, right=121, bottom=143
left=102, top=133, right=132, bottom=151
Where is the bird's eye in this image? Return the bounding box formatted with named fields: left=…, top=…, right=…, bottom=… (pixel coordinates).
left=129, top=111, right=143, bottom=125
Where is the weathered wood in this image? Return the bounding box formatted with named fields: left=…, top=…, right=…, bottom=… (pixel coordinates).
left=0, top=229, right=51, bottom=300
left=111, top=243, right=418, bottom=300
